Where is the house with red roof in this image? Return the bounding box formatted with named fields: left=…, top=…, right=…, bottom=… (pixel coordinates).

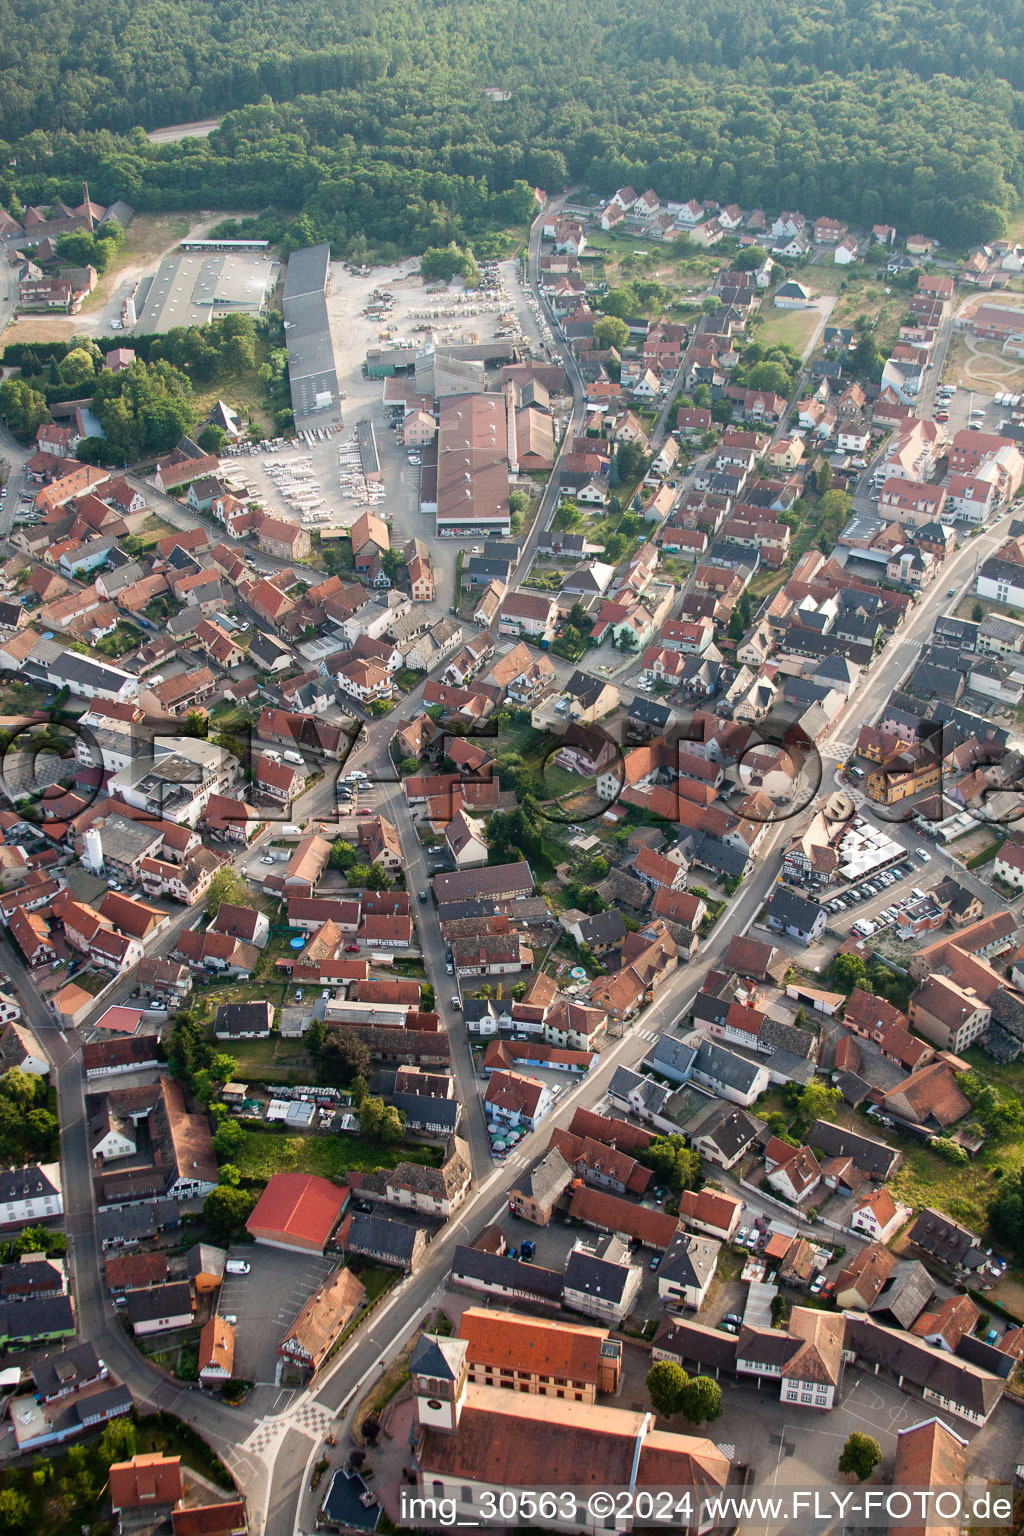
left=677, top=1188, right=741, bottom=1242
left=484, top=1069, right=553, bottom=1131
left=852, top=1186, right=912, bottom=1244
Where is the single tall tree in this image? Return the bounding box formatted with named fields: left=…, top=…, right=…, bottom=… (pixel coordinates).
left=838, top=1432, right=881, bottom=1482
left=646, top=1360, right=689, bottom=1418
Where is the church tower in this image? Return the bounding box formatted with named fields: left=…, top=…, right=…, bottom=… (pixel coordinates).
left=410, top=1333, right=468, bottom=1433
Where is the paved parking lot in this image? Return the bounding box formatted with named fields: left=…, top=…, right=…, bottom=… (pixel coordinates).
left=821, top=851, right=939, bottom=938
left=496, top=1205, right=665, bottom=1323
left=219, top=1244, right=335, bottom=1384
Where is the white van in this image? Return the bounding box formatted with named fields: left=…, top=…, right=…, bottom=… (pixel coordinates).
left=283, top=750, right=305, bottom=767
left=225, top=1260, right=250, bottom=1276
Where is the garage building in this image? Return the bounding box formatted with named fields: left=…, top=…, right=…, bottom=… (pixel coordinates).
left=246, top=1172, right=350, bottom=1254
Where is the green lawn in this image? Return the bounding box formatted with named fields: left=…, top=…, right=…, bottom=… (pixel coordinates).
left=229, top=1035, right=310, bottom=1067
left=209, top=700, right=255, bottom=732
left=234, top=1128, right=443, bottom=1182
left=348, top=1258, right=401, bottom=1302
left=889, top=1138, right=1024, bottom=1237
left=756, top=304, right=823, bottom=356
left=750, top=1085, right=1021, bottom=1241
left=198, top=976, right=291, bottom=1010
left=494, top=724, right=585, bottom=799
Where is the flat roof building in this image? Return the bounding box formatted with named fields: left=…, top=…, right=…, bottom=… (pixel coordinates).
left=134, top=251, right=276, bottom=334
left=282, top=243, right=340, bottom=426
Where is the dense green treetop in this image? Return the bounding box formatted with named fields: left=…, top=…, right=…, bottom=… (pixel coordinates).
left=0, top=0, right=1020, bottom=251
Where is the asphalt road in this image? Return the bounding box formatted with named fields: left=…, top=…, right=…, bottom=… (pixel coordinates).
left=506, top=200, right=586, bottom=591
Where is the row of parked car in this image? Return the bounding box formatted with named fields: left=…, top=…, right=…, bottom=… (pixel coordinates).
left=824, top=850, right=934, bottom=920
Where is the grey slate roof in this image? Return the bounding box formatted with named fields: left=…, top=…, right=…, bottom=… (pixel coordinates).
left=124, top=1281, right=192, bottom=1326
left=391, top=1093, right=461, bottom=1132
left=575, top=909, right=627, bottom=947
left=449, top=1243, right=564, bottom=1304
left=607, top=1065, right=671, bottom=1115
left=96, top=1199, right=181, bottom=1245
left=0, top=1164, right=59, bottom=1203
left=344, top=1211, right=423, bottom=1265
left=736, top=1324, right=799, bottom=1370
left=250, top=632, right=294, bottom=671
left=765, top=887, right=825, bottom=934
left=692, top=1037, right=763, bottom=1094
left=32, top=1340, right=103, bottom=1399
left=0, top=1259, right=63, bottom=1298
left=660, top=1231, right=720, bottom=1291
left=868, top=1260, right=935, bottom=1329
left=514, top=1147, right=572, bottom=1206
left=908, top=1208, right=988, bottom=1272
left=688, top=832, right=749, bottom=879
left=758, top=1016, right=815, bottom=1059
left=186, top=1244, right=227, bottom=1283
left=0, top=1295, right=75, bottom=1342
left=563, top=1237, right=635, bottom=1305
left=653, top=1316, right=738, bottom=1374
left=845, top=1314, right=1003, bottom=1420
left=648, top=1035, right=697, bottom=1080
left=410, top=1333, right=468, bottom=1381
left=956, top=1334, right=1015, bottom=1380
left=809, top=1120, right=900, bottom=1180
left=689, top=1102, right=762, bottom=1161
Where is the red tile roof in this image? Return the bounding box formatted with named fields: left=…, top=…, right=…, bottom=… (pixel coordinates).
left=246, top=1172, right=349, bottom=1251
left=459, top=1306, right=606, bottom=1382
left=109, top=1455, right=182, bottom=1512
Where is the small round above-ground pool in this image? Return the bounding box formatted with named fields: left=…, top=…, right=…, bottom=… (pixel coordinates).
left=289, top=935, right=305, bottom=949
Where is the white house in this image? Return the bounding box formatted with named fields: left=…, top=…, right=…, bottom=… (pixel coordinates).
left=91, top=1113, right=137, bottom=1163
left=690, top=1038, right=770, bottom=1107
left=657, top=1232, right=720, bottom=1310
left=445, top=809, right=489, bottom=868
left=766, top=1146, right=822, bottom=1204
left=484, top=1069, right=553, bottom=1131
left=850, top=1187, right=911, bottom=1245
left=837, top=425, right=871, bottom=453
left=774, top=281, right=813, bottom=310
left=127, top=1283, right=194, bottom=1337
left=0, top=1015, right=48, bottom=1076
left=779, top=1310, right=844, bottom=1410
left=677, top=1188, right=742, bottom=1242
left=978, top=558, right=1024, bottom=609
left=0, top=1163, right=63, bottom=1227
left=771, top=213, right=805, bottom=240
